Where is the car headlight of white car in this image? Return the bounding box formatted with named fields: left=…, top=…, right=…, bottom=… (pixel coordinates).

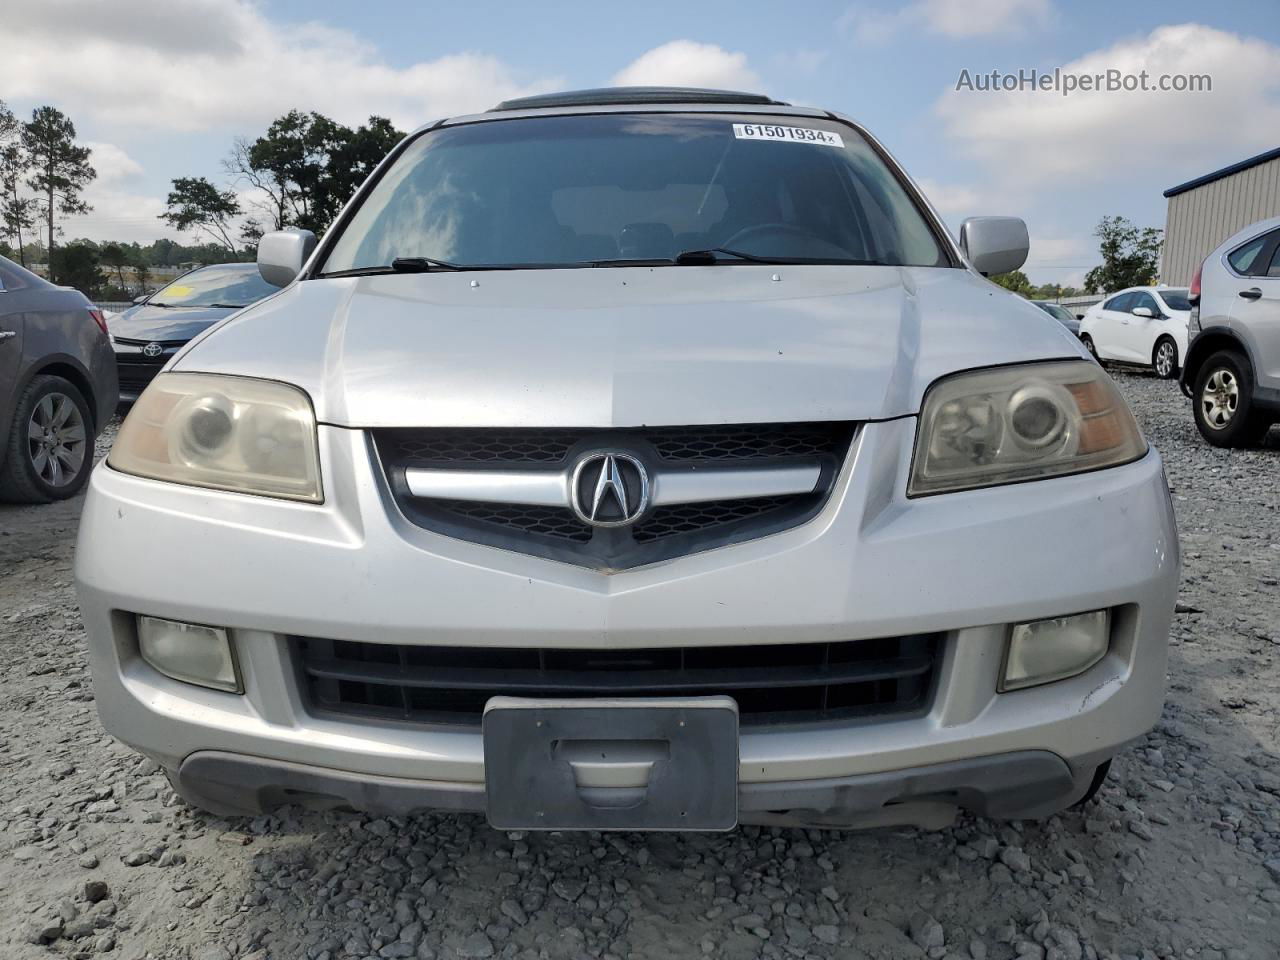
left=108, top=372, right=322, bottom=502
left=909, top=360, right=1147, bottom=496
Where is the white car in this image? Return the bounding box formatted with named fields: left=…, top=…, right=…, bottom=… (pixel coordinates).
left=74, top=88, right=1177, bottom=832
left=1079, top=286, right=1192, bottom=379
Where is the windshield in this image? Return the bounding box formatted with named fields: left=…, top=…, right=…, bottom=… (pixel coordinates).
left=149, top=264, right=278, bottom=308
left=1036, top=303, right=1074, bottom=321
left=319, top=113, right=950, bottom=273
left=1158, top=289, right=1191, bottom=311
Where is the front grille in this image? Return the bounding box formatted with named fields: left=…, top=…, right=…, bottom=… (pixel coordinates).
left=115, top=360, right=164, bottom=394
left=295, top=634, right=939, bottom=728
left=384, top=424, right=850, bottom=466
left=375, top=422, right=856, bottom=569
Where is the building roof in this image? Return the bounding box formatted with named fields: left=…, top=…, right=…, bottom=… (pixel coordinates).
left=1163, top=146, right=1280, bottom=198
left=490, top=87, right=784, bottom=112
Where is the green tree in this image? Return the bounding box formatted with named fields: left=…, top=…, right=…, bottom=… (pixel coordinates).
left=225, top=111, right=402, bottom=237
left=132, top=256, right=151, bottom=294
left=21, top=107, right=96, bottom=278
left=160, top=176, right=242, bottom=254
left=1083, top=216, right=1162, bottom=294
left=0, top=100, right=36, bottom=266
left=989, top=269, right=1034, bottom=297
left=99, top=241, right=131, bottom=288
left=50, top=241, right=104, bottom=296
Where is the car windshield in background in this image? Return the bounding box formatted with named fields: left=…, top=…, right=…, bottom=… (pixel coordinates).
left=319, top=113, right=950, bottom=274
left=149, top=265, right=278, bottom=308
left=1159, top=289, right=1191, bottom=311
left=1036, top=303, right=1075, bottom=322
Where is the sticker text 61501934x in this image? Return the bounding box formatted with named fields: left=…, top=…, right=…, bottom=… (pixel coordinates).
left=732, top=124, right=845, bottom=147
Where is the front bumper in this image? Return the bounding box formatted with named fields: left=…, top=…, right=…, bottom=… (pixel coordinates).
left=75, top=417, right=1179, bottom=824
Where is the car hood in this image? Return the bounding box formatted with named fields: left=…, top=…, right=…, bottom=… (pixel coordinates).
left=174, top=265, right=1088, bottom=427
left=108, top=303, right=239, bottom=342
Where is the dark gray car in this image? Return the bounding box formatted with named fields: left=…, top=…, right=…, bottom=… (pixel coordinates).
left=0, top=254, right=118, bottom=502
left=1031, top=300, right=1081, bottom=337
left=110, top=263, right=279, bottom=403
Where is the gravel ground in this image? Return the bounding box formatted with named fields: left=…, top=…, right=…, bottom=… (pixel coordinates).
left=1, top=370, right=1278, bottom=960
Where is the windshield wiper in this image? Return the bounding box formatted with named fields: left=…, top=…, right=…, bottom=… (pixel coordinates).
left=146, top=301, right=172, bottom=308
left=673, top=247, right=887, bottom=266
left=207, top=302, right=250, bottom=309
left=390, top=256, right=465, bottom=272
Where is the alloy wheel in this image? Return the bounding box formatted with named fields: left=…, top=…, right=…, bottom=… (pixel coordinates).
left=1155, top=342, right=1176, bottom=378
left=26, top=392, right=87, bottom=488
left=1200, top=368, right=1239, bottom=430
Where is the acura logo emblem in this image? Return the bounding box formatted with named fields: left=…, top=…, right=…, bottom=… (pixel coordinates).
left=570, top=452, right=649, bottom=527
left=142, top=342, right=163, bottom=358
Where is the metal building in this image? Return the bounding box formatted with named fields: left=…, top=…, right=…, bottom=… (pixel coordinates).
left=1161, top=147, right=1280, bottom=285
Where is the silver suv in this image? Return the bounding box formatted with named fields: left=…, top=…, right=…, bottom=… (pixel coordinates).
left=75, top=88, right=1177, bottom=832
left=1181, top=215, right=1280, bottom=446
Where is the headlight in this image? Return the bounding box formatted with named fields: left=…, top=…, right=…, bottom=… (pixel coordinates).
left=108, top=372, right=322, bottom=502
left=909, top=360, right=1146, bottom=496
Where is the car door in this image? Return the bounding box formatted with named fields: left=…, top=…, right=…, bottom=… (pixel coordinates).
left=1121, top=291, right=1162, bottom=364
left=1090, top=292, right=1132, bottom=360
left=0, top=263, right=28, bottom=436
left=1227, top=229, right=1280, bottom=391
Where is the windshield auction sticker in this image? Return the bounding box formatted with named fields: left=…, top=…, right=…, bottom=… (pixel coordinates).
left=732, top=123, right=844, bottom=147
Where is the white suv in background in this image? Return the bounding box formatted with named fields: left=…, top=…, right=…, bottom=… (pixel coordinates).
left=1079, top=286, right=1191, bottom=379
left=1180, top=215, right=1280, bottom=447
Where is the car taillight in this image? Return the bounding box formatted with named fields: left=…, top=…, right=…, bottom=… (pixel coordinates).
left=87, top=307, right=109, bottom=335
left=1189, top=259, right=1203, bottom=304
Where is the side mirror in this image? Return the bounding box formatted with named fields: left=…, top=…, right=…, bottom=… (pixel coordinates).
left=258, top=229, right=318, bottom=287
left=1131, top=306, right=1155, bottom=319
left=132, top=294, right=149, bottom=305
left=958, top=216, right=1029, bottom=276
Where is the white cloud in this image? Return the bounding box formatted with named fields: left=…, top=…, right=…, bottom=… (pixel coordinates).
left=613, top=41, right=763, bottom=92
left=936, top=24, right=1280, bottom=189
left=914, top=178, right=985, bottom=216
left=843, top=0, right=1052, bottom=43
left=82, top=142, right=143, bottom=183
left=0, top=0, right=561, bottom=134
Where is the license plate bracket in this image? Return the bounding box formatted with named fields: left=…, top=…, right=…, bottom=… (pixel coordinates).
left=483, top=696, right=739, bottom=831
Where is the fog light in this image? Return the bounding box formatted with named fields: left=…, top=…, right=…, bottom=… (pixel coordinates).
left=1000, top=610, right=1109, bottom=692
left=137, top=616, right=241, bottom=692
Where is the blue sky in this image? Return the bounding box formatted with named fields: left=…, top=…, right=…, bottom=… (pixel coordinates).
left=3, top=0, right=1279, bottom=285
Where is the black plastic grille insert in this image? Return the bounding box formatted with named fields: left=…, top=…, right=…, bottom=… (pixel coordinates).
left=296, top=634, right=939, bottom=728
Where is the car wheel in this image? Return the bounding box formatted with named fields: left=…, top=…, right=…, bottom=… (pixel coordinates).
left=0, top=375, right=95, bottom=504
left=1081, top=334, right=1099, bottom=361
left=1152, top=337, right=1179, bottom=379
left=1072, top=759, right=1112, bottom=807
left=1192, top=350, right=1273, bottom=448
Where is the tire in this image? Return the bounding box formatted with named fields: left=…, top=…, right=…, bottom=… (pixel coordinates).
left=1072, top=759, right=1111, bottom=807
left=1152, top=337, right=1179, bottom=380
left=1192, top=350, right=1273, bottom=448
left=0, top=375, right=95, bottom=504
left=1081, top=334, right=1099, bottom=361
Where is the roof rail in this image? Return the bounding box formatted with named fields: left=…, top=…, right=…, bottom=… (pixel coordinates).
left=490, top=87, right=786, bottom=112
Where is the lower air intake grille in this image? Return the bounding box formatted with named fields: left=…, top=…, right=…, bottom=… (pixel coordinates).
left=295, top=634, right=939, bottom=729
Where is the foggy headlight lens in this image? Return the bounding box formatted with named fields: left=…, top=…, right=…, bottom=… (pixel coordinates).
left=1001, top=611, right=1109, bottom=691
left=909, top=361, right=1147, bottom=496
left=109, top=373, right=322, bottom=502
left=137, top=616, right=240, bottom=692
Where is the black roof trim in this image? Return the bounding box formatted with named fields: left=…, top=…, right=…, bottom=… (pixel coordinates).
left=1163, top=146, right=1280, bottom=198
left=490, top=87, right=786, bottom=112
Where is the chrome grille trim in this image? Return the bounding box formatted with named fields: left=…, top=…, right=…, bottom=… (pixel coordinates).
left=403, top=461, right=820, bottom=508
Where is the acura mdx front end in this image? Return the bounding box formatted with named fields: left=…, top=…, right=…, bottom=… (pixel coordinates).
left=75, top=88, right=1178, bottom=831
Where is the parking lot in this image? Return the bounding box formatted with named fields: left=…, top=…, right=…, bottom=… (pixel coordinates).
left=1, top=370, right=1278, bottom=960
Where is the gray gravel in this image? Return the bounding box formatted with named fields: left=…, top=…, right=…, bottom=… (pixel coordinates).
left=1, top=370, right=1278, bottom=960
